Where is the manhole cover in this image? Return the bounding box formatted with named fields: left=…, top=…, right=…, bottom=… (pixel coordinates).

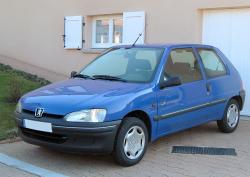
left=172, top=146, right=237, bottom=156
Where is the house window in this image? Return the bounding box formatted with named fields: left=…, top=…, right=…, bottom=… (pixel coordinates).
left=113, top=18, right=123, bottom=44
left=92, top=12, right=145, bottom=48
left=96, top=19, right=109, bottom=44
left=92, top=16, right=123, bottom=48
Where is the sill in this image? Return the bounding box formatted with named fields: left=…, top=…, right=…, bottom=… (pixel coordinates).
left=81, top=48, right=105, bottom=54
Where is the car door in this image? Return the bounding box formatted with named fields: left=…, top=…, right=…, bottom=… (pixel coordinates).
left=196, top=48, right=229, bottom=120
left=156, top=48, right=212, bottom=137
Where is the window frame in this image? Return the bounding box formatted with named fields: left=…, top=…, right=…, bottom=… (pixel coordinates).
left=92, top=15, right=123, bottom=49
left=160, top=47, right=204, bottom=86
left=197, top=48, right=228, bottom=79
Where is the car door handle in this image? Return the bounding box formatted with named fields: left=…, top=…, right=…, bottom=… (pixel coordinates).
left=206, top=83, right=212, bottom=95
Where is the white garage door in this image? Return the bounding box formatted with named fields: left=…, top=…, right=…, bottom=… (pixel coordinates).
left=203, top=9, right=250, bottom=116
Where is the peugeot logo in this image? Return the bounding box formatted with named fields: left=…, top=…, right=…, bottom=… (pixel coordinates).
left=35, top=108, right=44, bottom=118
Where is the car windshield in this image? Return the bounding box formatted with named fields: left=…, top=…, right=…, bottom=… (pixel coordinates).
left=80, top=47, right=165, bottom=83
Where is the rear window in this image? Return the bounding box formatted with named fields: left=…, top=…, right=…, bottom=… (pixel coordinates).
left=198, top=49, right=227, bottom=78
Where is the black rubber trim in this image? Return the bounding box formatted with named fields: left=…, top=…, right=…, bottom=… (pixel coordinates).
left=240, top=90, right=246, bottom=107
left=154, top=99, right=227, bottom=121
left=52, top=124, right=119, bottom=133
left=172, top=146, right=237, bottom=156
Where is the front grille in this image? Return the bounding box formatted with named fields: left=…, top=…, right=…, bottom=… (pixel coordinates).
left=22, top=109, right=64, bottom=119
left=20, top=127, right=67, bottom=144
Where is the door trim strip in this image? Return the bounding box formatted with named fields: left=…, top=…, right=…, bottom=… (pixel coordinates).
left=154, top=99, right=227, bottom=121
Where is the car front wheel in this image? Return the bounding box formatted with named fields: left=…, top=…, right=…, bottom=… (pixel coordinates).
left=217, top=99, right=240, bottom=133
left=114, top=117, right=148, bottom=166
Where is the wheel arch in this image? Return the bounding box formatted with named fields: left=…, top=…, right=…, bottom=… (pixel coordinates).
left=122, top=110, right=152, bottom=141
left=231, top=95, right=243, bottom=110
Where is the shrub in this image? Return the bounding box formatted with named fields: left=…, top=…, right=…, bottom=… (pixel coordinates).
left=6, top=77, right=23, bottom=103
left=0, top=63, right=12, bottom=71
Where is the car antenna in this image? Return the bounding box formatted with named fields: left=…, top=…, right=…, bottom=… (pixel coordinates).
left=132, top=33, right=142, bottom=47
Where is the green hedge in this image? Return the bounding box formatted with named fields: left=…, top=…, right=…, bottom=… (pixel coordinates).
left=0, top=63, right=51, bottom=86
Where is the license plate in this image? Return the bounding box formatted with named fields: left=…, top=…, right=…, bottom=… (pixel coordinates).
left=23, top=119, right=52, bottom=133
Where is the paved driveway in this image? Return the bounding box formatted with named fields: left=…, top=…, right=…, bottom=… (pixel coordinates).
left=0, top=164, right=35, bottom=177
left=0, top=120, right=250, bottom=177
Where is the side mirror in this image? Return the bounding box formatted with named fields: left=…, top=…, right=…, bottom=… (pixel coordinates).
left=160, top=76, right=181, bottom=89
left=70, top=71, right=77, bottom=78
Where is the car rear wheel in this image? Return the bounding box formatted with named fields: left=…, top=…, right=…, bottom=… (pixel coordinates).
left=217, top=99, right=240, bottom=133
left=114, top=117, right=148, bottom=166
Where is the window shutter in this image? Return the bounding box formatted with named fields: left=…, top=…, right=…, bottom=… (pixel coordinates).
left=122, top=11, right=145, bottom=45
left=64, top=16, right=83, bottom=49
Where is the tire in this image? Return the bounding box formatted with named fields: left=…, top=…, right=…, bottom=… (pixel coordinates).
left=113, top=117, right=148, bottom=167
left=217, top=99, right=240, bottom=133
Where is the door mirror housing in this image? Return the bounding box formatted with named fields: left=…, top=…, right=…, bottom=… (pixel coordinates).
left=70, top=71, right=77, bottom=78
left=160, top=76, right=182, bottom=89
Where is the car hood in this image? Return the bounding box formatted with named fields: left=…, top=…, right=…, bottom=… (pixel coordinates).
left=21, top=78, right=149, bottom=115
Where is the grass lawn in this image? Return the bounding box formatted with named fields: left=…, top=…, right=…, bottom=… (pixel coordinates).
left=0, top=69, right=48, bottom=141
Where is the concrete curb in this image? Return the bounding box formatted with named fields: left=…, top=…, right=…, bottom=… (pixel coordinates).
left=0, top=153, right=69, bottom=177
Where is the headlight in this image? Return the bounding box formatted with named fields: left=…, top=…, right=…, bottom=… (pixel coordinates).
left=65, top=109, right=106, bottom=122
left=16, top=101, right=22, bottom=113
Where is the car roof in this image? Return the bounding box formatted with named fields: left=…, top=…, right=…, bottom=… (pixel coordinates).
left=112, top=44, right=214, bottom=49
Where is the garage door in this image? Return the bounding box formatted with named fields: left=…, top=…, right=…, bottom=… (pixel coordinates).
left=203, top=9, right=250, bottom=116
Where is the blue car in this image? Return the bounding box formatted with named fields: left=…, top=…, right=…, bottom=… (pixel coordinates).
left=15, top=44, right=245, bottom=166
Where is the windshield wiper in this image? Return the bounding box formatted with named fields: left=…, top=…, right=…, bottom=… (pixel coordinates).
left=73, top=74, right=95, bottom=80
left=93, top=75, right=127, bottom=82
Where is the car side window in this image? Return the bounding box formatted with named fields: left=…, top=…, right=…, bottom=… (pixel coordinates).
left=198, top=49, right=227, bottom=79
left=162, top=48, right=203, bottom=84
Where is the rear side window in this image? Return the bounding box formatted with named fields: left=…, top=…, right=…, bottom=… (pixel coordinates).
left=163, top=48, right=202, bottom=84
left=198, top=49, right=227, bottom=79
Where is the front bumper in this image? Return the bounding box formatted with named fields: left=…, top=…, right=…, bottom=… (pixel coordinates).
left=15, top=112, right=121, bottom=153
